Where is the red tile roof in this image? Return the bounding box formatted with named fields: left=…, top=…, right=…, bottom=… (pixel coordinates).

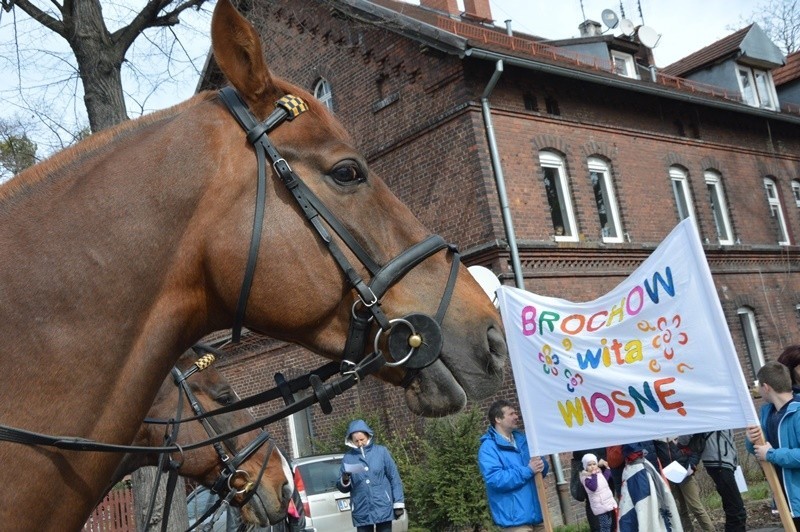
left=774, top=51, right=800, bottom=85
left=660, top=25, right=752, bottom=77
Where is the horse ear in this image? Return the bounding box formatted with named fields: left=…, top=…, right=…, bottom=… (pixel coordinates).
left=211, top=0, right=276, bottom=118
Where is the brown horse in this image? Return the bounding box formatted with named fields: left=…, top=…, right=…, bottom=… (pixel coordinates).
left=0, top=0, right=506, bottom=529
left=111, top=349, right=292, bottom=528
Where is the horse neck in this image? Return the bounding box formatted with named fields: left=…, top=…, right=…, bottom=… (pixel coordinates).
left=0, top=100, right=224, bottom=480
left=0, top=103, right=217, bottom=357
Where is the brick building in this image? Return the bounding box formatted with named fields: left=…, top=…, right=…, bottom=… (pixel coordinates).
left=197, top=0, right=800, bottom=525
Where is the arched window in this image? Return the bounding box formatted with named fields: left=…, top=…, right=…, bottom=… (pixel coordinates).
left=704, top=170, right=733, bottom=245
left=669, top=166, right=695, bottom=222
left=764, top=177, right=790, bottom=245
left=539, top=151, right=578, bottom=242
left=792, top=179, right=800, bottom=207
left=737, top=306, right=764, bottom=375
left=314, top=78, right=333, bottom=111
left=588, top=157, right=622, bottom=243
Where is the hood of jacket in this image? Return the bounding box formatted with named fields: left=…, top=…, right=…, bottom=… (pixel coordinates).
left=345, top=419, right=374, bottom=449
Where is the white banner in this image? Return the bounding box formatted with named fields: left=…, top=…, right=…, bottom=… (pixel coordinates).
left=497, top=218, right=759, bottom=456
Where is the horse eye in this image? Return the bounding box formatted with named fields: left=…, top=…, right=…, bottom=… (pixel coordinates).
left=329, top=163, right=364, bottom=186
left=216, top=392, right=235, bottom=406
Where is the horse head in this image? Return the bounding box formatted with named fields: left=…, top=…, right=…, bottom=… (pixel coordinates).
left=121, top=350, right=292, bottom=526
left=205, top=0, right=508, bottom=416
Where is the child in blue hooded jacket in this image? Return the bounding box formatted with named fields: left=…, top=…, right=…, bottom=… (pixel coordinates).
left=337, top=420, right=405, bottom=532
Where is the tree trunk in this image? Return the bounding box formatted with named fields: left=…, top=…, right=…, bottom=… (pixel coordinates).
left=132, top=466, right=189, bottom=532
left=69, top=0, right=128, bottom=132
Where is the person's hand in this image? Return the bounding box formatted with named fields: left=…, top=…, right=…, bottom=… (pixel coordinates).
left=746, top=425, right=762, bottom=444
left=342, top=472, right=351, bottom=484
left=393, top=508, right=404, bottom=520
left=597, top=458, right=608, bottom=469
left=686, top=465, right=694, bottom=476
left=529, top=456, right=544, bottom=474
left=754, top=442, right=773, bottom=462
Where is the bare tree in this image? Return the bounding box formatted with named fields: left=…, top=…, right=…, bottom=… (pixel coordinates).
left=1, top=0, right=213, bottom=133
left=740, top=0, right=800, bottom=55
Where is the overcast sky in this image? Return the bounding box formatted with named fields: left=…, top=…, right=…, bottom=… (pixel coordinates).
left=0, top=0, right=763, bottom=157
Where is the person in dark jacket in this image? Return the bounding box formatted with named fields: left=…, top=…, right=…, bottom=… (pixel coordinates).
left=478, top=399, right=550, bottom=530
left=337, top=420, right=405, bottom=532
left=654, top=437, right=714, bottom=531
left=778, top=344, right=800, bottom=395
left=680, top=431, right=746, bottom=532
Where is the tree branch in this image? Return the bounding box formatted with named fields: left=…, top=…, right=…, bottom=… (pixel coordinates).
left=9, top=0, right=65, bottom=37
left=113, top=0, right=209, bottom=56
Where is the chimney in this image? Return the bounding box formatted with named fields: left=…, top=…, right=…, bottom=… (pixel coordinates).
left=419, top=0, right=459, bottom=16
left=505, top=19, right=513, bottom=36
left=463, top=0, right=493, bottom=21
left=578, top=19, right=602, bottom=37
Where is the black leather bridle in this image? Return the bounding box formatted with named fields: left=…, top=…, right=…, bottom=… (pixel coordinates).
left=0, top=88, right=464, bottom=529
left=155, top=349, right=277, bottom=532
left=218, top=86, right=461, bottom=383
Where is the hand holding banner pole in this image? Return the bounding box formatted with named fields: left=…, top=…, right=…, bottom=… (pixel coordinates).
left=748, top=425, right=796, bottom=531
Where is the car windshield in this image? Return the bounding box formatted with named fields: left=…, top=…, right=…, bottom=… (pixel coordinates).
left=297, top=459, right=342, bottom=496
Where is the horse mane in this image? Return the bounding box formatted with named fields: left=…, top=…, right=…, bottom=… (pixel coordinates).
left=0, top=92, right=217, bottom=205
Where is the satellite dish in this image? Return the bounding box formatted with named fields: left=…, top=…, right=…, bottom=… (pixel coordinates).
left=619, top=18, right=635, bottom=36
left=601, top=9, right=619, bottom=29
left=467, top=266, right=501, bottom=308
left=637, top=25, right=660, bottom=48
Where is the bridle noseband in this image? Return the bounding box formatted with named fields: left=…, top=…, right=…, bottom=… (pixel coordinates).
left=219, top=87, right=461, bottom=383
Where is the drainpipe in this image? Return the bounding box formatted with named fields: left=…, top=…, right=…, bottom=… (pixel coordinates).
left=480, top=60, right=524, bottom=289
left=479, top=60, right=570, bottom=525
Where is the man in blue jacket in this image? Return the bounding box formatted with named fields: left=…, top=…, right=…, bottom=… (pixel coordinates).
left=478, top=400, right=550, bottom=531
left=337, top=419, right=405, bottom=532
left=746, top=361, right=800, bottom=530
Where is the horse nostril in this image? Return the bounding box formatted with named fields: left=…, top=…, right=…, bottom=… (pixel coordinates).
left=487, top=326, right=508, bottom=360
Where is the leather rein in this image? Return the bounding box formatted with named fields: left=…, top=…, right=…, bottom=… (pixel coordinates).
left=0, top=88, right=462, bottom=512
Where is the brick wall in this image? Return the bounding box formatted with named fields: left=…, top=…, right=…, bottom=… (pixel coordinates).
left=202, top=0, right=800, bottom=525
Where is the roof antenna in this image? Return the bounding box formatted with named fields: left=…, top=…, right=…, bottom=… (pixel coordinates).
left=618, top=0, right=626, bottom=18
left=637, top=0, right=645, bottom=25
left=579, top=0, right=587, bottom=21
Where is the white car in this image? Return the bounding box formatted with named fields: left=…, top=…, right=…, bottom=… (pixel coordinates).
left=292, top=454, right=408, bottom=532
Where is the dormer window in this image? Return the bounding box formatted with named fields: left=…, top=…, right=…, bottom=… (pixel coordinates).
left=737, top=66, right=778, bottom=110
left=611, top=51, right=638, bottom=79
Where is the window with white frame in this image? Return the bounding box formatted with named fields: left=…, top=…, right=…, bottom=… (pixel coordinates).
left=792, top=180, right=800, bottom=207
left=737, top=66, right=778, bottom=110
left=764, top=177, right=790, bottom=245
left=669, top=166, right=696, bottom=225
left=705, top=171, right=734, bottom=245
left=737, top=306, right=764, bottom=375
left=314, top=78, right=334, bottom=111
left=588, top=157, right=623, bottom=242
left=539, top=151, right=578, bottom=242
left=611, top=50, right=638, bottom=79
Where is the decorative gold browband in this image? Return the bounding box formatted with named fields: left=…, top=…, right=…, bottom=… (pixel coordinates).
left=276, top=94, right=308, bottom=118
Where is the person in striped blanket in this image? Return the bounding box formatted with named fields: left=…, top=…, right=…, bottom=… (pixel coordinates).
left=618, top=441, right=683, bottom=532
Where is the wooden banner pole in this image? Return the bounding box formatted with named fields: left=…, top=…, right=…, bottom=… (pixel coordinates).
left=535, top=471, right=553, bottom=532
left=753, top=428, right=796, bottom=532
